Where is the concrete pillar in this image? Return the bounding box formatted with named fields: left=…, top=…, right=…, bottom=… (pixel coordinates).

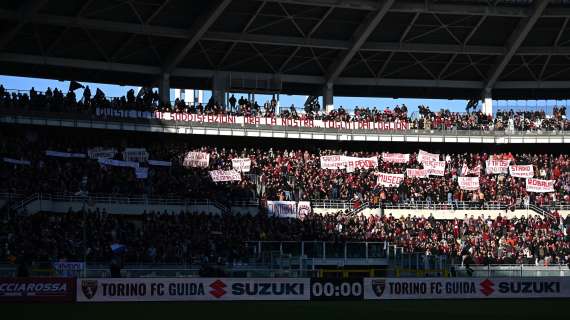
left=212, top=73, right=227, bottom=108
left=159, top=73, right=170, bottom=106
left=482, top=88, right=493, bottom=115
left=323, top=82, right=334, bottom=112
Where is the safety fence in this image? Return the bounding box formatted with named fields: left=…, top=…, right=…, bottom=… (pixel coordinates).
left=1, top=277, right=569, bottom=302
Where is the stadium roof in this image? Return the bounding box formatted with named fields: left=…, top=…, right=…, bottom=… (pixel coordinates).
left=2, top=0, right=570, bottom=99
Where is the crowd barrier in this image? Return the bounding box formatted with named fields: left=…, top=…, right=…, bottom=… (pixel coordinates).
left=2, top=277, right=569, bottom=302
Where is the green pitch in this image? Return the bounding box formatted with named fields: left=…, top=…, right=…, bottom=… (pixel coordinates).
left=3, top=300, right=566, bottom=320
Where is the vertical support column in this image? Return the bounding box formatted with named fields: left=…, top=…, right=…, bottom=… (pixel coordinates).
left=323, top=82, right=334, bottom=112
left=159, top=73, right=170, bottom=107
left=212, top=73, right=227, bottom=108
left=482, top=88, right=493, bottom=116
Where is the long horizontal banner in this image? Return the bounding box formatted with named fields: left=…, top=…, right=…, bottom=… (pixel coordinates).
left=526, top=178, right=555, bottom=193
left=77, top=278, right=310, bottom=302
left=0, top=278, right=75, bottom=302
left=364, top=277, right=570, bottom=300
left=96, top=108, right=410, bottom=131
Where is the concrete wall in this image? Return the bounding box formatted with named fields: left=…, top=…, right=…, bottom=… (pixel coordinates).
left=23, top=199, right=222, bottom=215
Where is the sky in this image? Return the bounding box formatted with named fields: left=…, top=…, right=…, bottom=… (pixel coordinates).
left=1, top=75, right=565, bottom=115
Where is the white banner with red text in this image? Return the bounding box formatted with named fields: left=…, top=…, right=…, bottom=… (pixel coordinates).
left=376, top=172, right=404, bottom=187
left=417, top=150, right=439, bottom=164
left=77, top=278, right=310, bottom=302
left=345, top=156, right=378, bottom=173
left=423, top=160, right=446, bottom=176
left=526, top=178, right=555, bottom=193
left=458, top=176, right=480, bottom=190
left=509, top=165, right=534, bottom=178
left=363, top=277, right=570, bottom=300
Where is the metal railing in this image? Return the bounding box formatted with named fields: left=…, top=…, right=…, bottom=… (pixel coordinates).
left=9, top=192, right=259, bottom=214
left=245, top=241, right=389, bottom=261
left=1, top=109, right=568, bottom=136
left=452, top=265, right=570, bottom=278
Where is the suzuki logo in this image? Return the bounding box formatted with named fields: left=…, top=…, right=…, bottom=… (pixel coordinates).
left=480, top=279, right=494, bottom=296
left=209, top=280, right=227, bottom=298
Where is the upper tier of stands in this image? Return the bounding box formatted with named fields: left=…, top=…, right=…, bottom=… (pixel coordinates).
left=1, top=85, right=568, bottom=132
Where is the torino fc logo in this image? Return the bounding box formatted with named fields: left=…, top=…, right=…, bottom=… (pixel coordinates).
left=81, top=280, right=98, bottom=299
left=371, top=280, right=386, bottom=297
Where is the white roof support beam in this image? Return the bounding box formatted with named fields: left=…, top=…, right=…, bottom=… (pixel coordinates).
left=483, top=0, right=549, bottom=92
left=326, top=0, right=394, bottom=83
left=162, top=0, right=232, bottom=74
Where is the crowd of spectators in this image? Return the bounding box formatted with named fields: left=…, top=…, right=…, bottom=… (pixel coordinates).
left=1, top=84, right=568, bottom=131
left=1, top=208, right=568, bottom=266
left=1, top=127, right=569, bottom=207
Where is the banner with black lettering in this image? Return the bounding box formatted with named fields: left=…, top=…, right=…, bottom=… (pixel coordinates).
left=364, top=277, right=570, bottom=300
left=77, top=278, right=310, bottom=302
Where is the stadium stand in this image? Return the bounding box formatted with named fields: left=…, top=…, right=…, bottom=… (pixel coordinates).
left=1, top=85, right=569, bottom=131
